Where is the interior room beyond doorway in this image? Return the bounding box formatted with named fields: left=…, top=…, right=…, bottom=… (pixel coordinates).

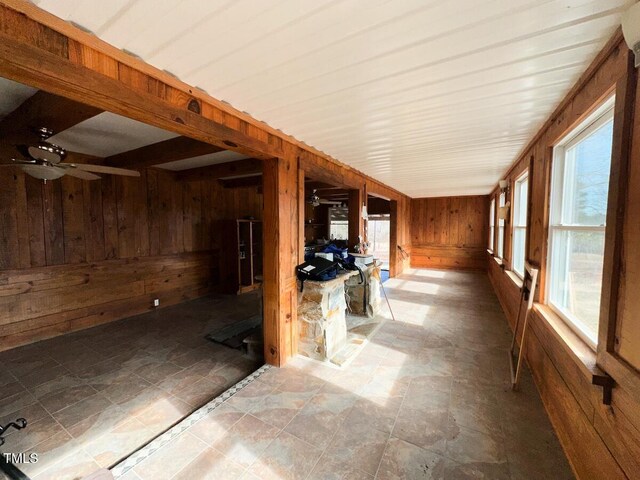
left=367, top=195, right=391, bottom=274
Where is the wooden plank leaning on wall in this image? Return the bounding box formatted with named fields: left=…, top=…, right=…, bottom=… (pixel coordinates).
left=487, top=29, right=640, bottom=480
left=0, top=1, right=411, bottom=365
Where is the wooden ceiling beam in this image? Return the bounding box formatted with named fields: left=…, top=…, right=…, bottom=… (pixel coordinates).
left=321, top=196, right=349, bottom=201
left=318, top=191, right=349, bottom=197
left=315, top=188, right=351, bottom=195
left=305, top=180, right=339, bottom=190
left=105, top=136, right=224, bottom=169
left=219, top=174, right=263, bottom=189
left=176, top=158, right=263, bottom=182
left=0, top=90, right=103, bottom=140
left=0, top=90, right=103, bottom=160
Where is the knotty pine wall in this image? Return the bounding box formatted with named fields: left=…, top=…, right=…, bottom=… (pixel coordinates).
left=487, top=34, right=640, bottom=480
left=0, top=167, right=262, bottom=351
left=410, top=196, right=488, bottom=270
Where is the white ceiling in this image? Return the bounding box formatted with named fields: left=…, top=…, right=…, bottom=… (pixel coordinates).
left=156, top=150, right=249, bottom=171
left=0, top=77, right=37, bottom=120
left=48, top=112, right=179, bottom=157
left=33, top=0, right=633, bottom=197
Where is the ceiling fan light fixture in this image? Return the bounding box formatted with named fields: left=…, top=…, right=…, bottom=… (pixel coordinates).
left=9, top=125, right=138, bottom=182
left=20, top=164, right=66, bottom=181
left=308, top=189, right=321, bottom=207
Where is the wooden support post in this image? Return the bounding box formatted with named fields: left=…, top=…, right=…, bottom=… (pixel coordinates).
left=348, top=188, right=363, bottom=251
left=362, top=183, right=368, bottom=246
left=389, top=200, right=398, bottom=277
left=262, top=152, right=300, bottom=366
left=298, top=168, right=305, bottom=265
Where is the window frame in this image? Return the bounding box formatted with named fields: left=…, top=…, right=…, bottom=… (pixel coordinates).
left=488, top=197, right=495, bottom=252
left=546, top=95, right=615, bottom=350
left=497, top=192, right=506, bottom=259
left=511, top=170, right=529, bottom=279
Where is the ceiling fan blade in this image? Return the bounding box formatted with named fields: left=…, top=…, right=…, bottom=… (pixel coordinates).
left=0, top=158, right=37, bottom=167
left=59, top=163, right=140, bottom=177
left=63, top=168, right=101, bottom=180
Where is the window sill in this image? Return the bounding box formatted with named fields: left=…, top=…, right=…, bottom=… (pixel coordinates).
left=533, top=304, right=605, bottom=382
left=506, top=270, right=523, bottom=289
left=493, top=257, right=507, bottom=270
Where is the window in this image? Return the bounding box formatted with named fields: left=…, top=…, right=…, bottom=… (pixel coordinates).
left=489, top=198, right=495, bottom=251
left=497, top=192, right=505, bottom=258
left=512, top=171, right=529, bottom=277
left=328, top=207, right=348, bottom=240
left=547, top=97, right=614, bottom=348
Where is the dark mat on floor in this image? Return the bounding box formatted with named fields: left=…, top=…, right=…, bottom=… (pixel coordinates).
left=206, top=314, right=262, bottom=349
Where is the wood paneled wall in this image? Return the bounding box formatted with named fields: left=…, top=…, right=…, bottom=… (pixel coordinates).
left=0, top=167, right=263, bottom=351
left=487, top=32, right=640, bottom=480
left=409, top=196, right=488, bottom=270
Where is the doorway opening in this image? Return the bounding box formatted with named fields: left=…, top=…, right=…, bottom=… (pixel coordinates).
left=367, top=195, right=391, bottom=282
left=0, top=74, right=267, bottom=479
left=303, top=178, right=350, bottom=255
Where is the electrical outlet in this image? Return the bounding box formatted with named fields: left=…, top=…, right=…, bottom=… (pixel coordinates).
left=153, top=298, right=160, bottom=307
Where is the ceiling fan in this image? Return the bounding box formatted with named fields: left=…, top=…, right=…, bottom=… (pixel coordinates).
left=1, top=127, right=140, bottom=181
left=307, top=189, right=343, bottom=207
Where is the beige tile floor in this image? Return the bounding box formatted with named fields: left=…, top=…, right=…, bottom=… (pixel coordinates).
left=0, top=293, right=262, bottom=479
left=114, top=268, right=574, bottom=480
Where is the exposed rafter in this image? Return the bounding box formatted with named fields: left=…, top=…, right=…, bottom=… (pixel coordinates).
left=176, top=158, right=263, bottom=182
left=219, top=174, right=263, bottom=189
left=0, top=90, right=102, bottom=160
left=304, top=180, right=341, bottom=190
left=105, top=136, right=224, bottom=169
left=314, top=188, right=350, bottom=195
left=0, top=90, right=102, bottom=139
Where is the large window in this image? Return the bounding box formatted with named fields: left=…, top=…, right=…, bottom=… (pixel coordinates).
left=489, top=198, right=495, bottom=251
left=512, top=171, right=529, bottom=277
left=547, top=97, right=614, bottom=348
left=497, top=192, right=505, bottom=258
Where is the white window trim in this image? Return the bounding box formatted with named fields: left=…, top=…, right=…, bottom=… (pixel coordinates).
left=497, top=192, right=506, bottom=259
left=488, top=198, right=495, bottom=252
left=546, top=95, right=615, bottom=350
left=512, top=170, right=529, bottom=279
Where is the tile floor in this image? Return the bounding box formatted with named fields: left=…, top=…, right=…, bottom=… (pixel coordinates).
left=0, top=293, right=262, bottom=479
left=111, top=268, right=574, bottom=480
